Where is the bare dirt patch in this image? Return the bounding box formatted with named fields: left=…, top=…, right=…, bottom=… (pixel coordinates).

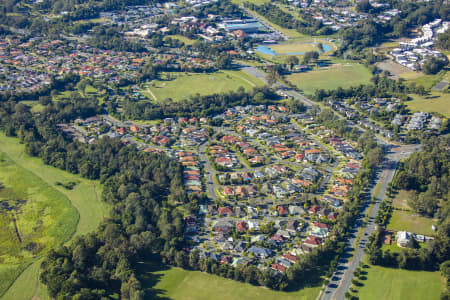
left=376, top=60, right=419, bottom=79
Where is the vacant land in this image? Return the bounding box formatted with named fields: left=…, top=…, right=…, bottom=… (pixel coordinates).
left=408, top=73, right=445, bottom=90
left=407, top=93, right=450, bottom=118
left=164, top=35, right=196, bottom=46
left=286, top=63, right=373, bottom=95
left=2, top=258, right=50, bottom=300
left=138, top=262, right=321, bottom=300
left=0, top=134, right=107, bottom=298
left=354, top=264, right=443, bottom=300
left=53, top=84, right=106, bottom=104
left=0, top=152, right=78, bottom=260
left=0, top=152, right=78, bottom=298
left=0, top=264, right=29, bottom=299
left=392, top=189, right=413, bottom=209
left=141, top=71, right=264, bottom=102
left=18, top=100, right=45, bottom=113
left=377, top=60, right=416, bottom=79
left=387, top=210, right=436, bottom=236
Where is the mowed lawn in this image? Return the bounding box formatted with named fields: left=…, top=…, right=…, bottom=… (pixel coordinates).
left=286, top=63, right=373, bottom=95
left=141, top=71, right=264, bottom=102
left=271, top=43, right=319, bottom=54
left=407, top=92, right=450, bottom=118
left=138, top=262, right=321, bottom=300
left=0, top=133, right=107, bottom=299
left=387, top=210, right=437, bottom=236
left=355, top=264, right=443, bottom=300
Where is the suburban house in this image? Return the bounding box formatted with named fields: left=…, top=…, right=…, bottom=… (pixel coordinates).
left=396, top=231, right=412, bottom=247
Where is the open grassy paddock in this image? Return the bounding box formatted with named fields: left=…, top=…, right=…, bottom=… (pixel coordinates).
left=140, top=71, right=264, bottom=102
left=353, top=263, right=443, bottom=300
left=0, top=152, right=78, bottom=261
left=406, top=92, right=450, bottom=118
left=392, top=189, right=413, bottom=209
left=52, top=84, right=106, bottom=104
left=164, top=35, right=196, bottom=46
left=0, top=134, right=107, bottom=299
left=407, top=72, right=447, bottom=90
left=18, top=100, right=45, bottom=113
left=137, top=261, right=322, bottom=300
left=286, top=62, right=373, bottom=95
left=387, top=210, right=437, bottom=236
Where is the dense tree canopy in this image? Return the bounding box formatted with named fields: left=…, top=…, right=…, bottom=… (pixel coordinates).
left=392, top=136, right=449, bottom=218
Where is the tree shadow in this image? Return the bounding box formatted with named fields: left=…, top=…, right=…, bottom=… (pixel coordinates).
left=316, top=59, right=333, bottom=68
left=135, top=256, right=173, bottom=300
left=283, top=266, right=325, bottom=292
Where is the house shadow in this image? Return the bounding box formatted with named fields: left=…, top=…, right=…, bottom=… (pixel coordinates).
left=135, top=256, right=173, bottom=300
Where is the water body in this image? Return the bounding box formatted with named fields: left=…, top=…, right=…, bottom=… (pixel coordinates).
left=256, top=43, right=332, bottom=56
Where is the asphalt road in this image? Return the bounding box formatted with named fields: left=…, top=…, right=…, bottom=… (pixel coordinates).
left=321, top=144, right=421, bottom=300
left=198, top=141, right=218, bottom=200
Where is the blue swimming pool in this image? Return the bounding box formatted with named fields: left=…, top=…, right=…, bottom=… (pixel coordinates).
left=255, top=43, right=332, bottom=56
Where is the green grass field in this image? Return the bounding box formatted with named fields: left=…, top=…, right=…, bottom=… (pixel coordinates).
left=0, top=152, right=78, bottom=262
left=387, top=210, right=437, bottom=236
left=141, top=71, right=264, bottom=102
left=286, top=62, right=373, bottom=95
left=392, top=189, right=413, bottom=209
left=18, top=100, right=45, bottom=113
left=354, top=264, right=443, bottom=300
left=0, top=133, right=107, bottom=299
left=165, top=35, right=196, bottom=46
left=1, top=259, right=50, bottom=300
left=408, top=73, right=444, bottom=90
left=407, top=93, right=450, bottom=118
left=399, top=71, right=422, bottom=80
left=138, top=261, right=321, bottom=300
left=270, top=43, right=319, bottom=54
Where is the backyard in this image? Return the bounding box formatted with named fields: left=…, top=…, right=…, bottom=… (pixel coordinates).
left=387, top=210, right=437, bottom=236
